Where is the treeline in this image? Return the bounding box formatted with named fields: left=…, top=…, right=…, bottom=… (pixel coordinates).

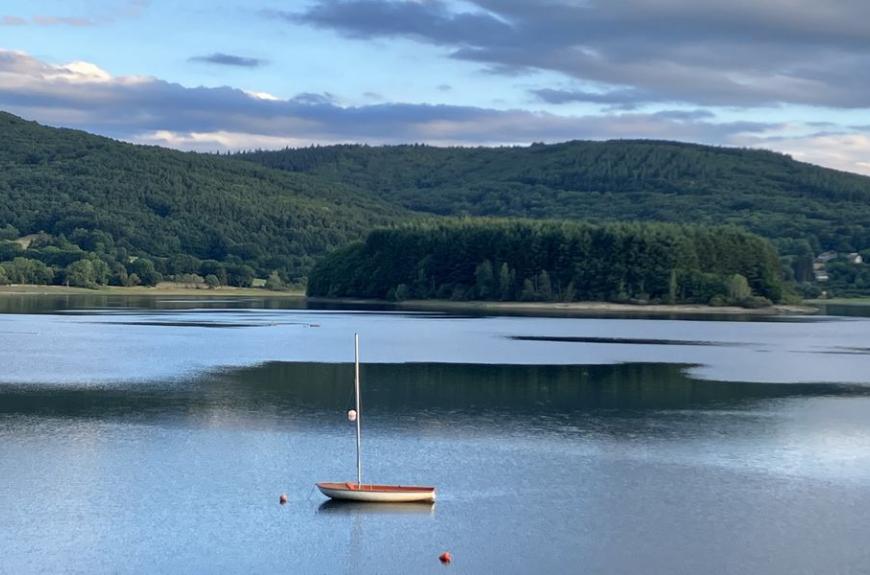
left=239, top=141, right=870, bottom=258
left=307, top=219, right=784, bottom=306
left=0, top=230, right=286, bottom=289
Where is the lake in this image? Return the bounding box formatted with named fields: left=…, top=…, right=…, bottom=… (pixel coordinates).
left=1, top=295, right=869, bottom=574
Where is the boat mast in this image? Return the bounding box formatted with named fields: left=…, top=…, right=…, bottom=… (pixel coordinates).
left=354, top=333, right=362, bottom=486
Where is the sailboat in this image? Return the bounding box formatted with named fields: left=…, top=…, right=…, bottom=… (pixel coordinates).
left=316, top=334, right=436, bottom=503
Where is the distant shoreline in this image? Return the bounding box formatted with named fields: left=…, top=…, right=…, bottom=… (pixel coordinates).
left=308, top=297, right=819, bottom=316
left=0, top=284, right=305, bottom=297
left=0, top=285, right=825, bottom=315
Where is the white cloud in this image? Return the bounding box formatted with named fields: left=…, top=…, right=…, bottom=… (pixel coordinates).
left=244, top=90, right=280, bottom=101
left=740, top=133, right=870, bottom=176
left=1, top=49, right=868, bottom=176
left=133, top=130, right=322, bottom=151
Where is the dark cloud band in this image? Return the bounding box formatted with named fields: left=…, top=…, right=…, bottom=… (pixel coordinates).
left=285, top=0, right=870, bottom=109
left=189, top=53, right=266, bottom=68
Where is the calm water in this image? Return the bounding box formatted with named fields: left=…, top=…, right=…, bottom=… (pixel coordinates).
left=1, top=296, right=869, bottom=574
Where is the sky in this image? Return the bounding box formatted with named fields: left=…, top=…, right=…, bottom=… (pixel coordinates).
left=1, top=0, right=870, bottom=174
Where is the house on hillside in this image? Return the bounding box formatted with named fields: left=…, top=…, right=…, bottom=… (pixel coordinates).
left=812, top=250, right=838, bottom=282
left=816, top=251, right=838, bottom=263
left=847, top=252, right=863, bottom=264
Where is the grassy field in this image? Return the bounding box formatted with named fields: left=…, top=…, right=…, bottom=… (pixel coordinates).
left=0, top=284, right=305, bottom=297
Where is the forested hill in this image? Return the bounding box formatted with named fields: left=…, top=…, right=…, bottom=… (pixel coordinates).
left=239, top=141, right=870, bottom=255
left=1, top=110, right=868, bottom=293
left=0, top=112, right=407, bottom=283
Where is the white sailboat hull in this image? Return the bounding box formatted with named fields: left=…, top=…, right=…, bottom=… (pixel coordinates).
left=317, top=482, right=436, bottom=503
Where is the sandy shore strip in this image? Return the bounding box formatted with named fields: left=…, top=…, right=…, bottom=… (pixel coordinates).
left=309, top=297, right=818, bottom=316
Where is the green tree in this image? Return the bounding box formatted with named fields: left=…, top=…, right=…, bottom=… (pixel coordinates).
left=474, top=260, right=495, bottom=299
left=0, top=224, right=19, bottom=241
left=226, top=263, right=255, bottom=287
left=0, top=263, right=8, bottom=285
left=4, top=257, right=54, bottom=285
left=110, top=262, right=128, bottom=286
left=520, top=278, right=537, bottom=301
left=0, top=241, right=23, bottom=261
left=538, top=270, right=553, bottom=301
left=265, top=271, right=285, bottom=291
left=725, top=274, right=752, bottom=303
left=90, top=257, right=110, bottom=285
left=498, top=262, right=513, bottom=301
left=393, top=283, right=410, bottom=301
left=129, top=258, right=162, bottom=286
left=561, top=280, right=575, bottom=302
left=205, top=274, right=220, bottom=289
left=65, top=259, right=96, bottom=288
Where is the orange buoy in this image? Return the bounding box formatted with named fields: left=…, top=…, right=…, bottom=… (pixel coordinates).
left=279, top=494, right=288, bottom=505
left=439, top=551, right=452, bottom=564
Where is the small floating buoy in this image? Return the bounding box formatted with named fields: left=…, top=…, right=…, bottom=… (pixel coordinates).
left=347, top=409, right=357, bottom=422
left=279, top=494, right=288, bottom=505
left=439, top=551, right=452, bottom=564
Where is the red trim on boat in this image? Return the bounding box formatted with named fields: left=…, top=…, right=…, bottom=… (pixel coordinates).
left=318, top=482, right=435, bottom=493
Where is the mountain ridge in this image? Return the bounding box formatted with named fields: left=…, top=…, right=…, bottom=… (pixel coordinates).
left=238, top=139, right=870, bottom=254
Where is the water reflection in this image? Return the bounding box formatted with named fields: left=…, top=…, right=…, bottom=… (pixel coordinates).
left=0, top=292, right=840, bottom=322
left=317, top=500, right=436, bottom=515
left=2, top=362, right=866, bottom=423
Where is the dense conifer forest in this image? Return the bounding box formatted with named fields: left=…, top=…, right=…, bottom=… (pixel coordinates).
left=307, top=220, right=784, bottom=306
left=239, top=141, right=870, bottom=257
left=1, top=111, right=868, bottom=296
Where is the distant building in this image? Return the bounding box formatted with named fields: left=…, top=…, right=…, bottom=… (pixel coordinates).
left=814, top=270, right=829, bottom=282
left=816, top=251, right=838, bottom=263
left=847, top=252, right=863, bottom=265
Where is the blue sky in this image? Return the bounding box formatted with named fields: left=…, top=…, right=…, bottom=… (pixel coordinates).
left=2, top=0, right=870, bottom=174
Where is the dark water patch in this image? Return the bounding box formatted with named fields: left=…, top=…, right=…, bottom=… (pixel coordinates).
left=509, top=335, right=748, bottom=347
left=811, top=347, right=870, bottom=355
left=2, top=362, right=867, bottom=425
left=86, top=320, right=294, bottom=328
left=812, top=302, right=870, bottom=318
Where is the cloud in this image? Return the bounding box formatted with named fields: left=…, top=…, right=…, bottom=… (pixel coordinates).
left=289, top=92, right=337, bottom=105
left=734, top=132, right=870, bottom=176
left=1, top=16, right=27, bottom=26
left=2, top=49, right=868, bottom=175
left=531, top=87, right=658, bottom=109
left=1, top=15, right=95, bottom=26
left=1, top=1, right=149, bottom=28
left=286, top=0, right=870, bottom=109
left=189, top=53, right=267, bottom=68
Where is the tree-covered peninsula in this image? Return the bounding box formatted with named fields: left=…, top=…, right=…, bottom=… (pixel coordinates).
left=307, top=220, right=783, bottom=306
